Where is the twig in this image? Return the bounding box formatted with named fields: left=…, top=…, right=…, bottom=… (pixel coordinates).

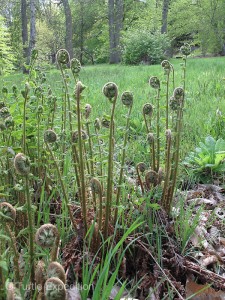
left=184, top=259, right=225, bottom=290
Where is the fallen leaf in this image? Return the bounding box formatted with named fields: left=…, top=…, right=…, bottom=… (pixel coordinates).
left=186, top=279, right=225, bottom=299
left=199, top=255, right=218, bottom=267
left=219, top=237, right=225, bottom=246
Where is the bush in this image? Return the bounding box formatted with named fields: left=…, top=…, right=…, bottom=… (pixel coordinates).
left=122, top=30, right=171, bottom=65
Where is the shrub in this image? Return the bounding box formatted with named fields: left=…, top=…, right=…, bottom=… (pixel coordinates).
left=122, top=30, right=171, bottom=65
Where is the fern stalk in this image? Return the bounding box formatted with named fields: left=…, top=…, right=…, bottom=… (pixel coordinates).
left=45, top=142, right=77, bottom=231
left=156, top=87, right=161, bottom=171
left=103, top=84, right=118, bottom=239
left=76, top=82, right=88, bottom=233
left=162, top=129, right=172, bottom=210
left=5, top=223, right=20, bottom=285
left=25, top=175, right=35, bottom=296
left=114, top=103, right=133, bottom=224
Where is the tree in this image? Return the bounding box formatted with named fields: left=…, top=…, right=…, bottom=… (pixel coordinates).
left=168, top=0, right=225, bottom=55
left=21, top=0, right=28, bottom=70
left=196, top=0, right=225, bottom=55
left=62, top=0, right=73, bottom=59
left=29, top=0, right=36, bottom=57
left=36, top=1, right=64, bottom=63
left=161, top=0, right=170, bottom=34
left=77, top=0, right=84, bottom=63
left=72, top=0, right=106, bottom=64
left=108, top=0, right=123, bottom=64
left=20, top=0, right=36, bottom=70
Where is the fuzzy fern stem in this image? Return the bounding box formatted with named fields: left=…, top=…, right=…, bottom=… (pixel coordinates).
left=165, top=73, right=170, bottom=129
left=85, top=122, right=97, bottom=210
left=45, top=142, right=77, bottom=231
left=162, top=129, right=172, bottom=210
left=156, top=87, right=161, bottom=171
left=76, top=82, right=88, bottom=233
left=57, top=50, right=81, bottom=200
left=114, top=103, right=132, bottom=224
left=22, top=83, right=29, bottom=154
left=5, top=223, right=20, bottom=285
left=25, top=175, right=35, bottom=296
left=103, top=88, right=118, bottom=239
left=94, top=120, right=103, bottom=178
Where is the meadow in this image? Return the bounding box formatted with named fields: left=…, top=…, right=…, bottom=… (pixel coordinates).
left=2, top=56, right=225, bottom=161
left=0, top=50, right=225, bottom=300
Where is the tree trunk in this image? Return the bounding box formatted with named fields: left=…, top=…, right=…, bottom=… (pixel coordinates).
left=29, top=0, right=36, bottom=57
left=161, top=0, right=170, bottom=34
left=21, top=0, right=29, bottom=72
left=79, top=0, right=84, bottom=64
left=221, top=43, right=225, bottom=56
left=108, top=0, right=116, bottom=63
left=62, top=0, right=73, bottom=59
left=115, top=0, right=123, bottom=61
left=108, top=0, right=123, bottom=64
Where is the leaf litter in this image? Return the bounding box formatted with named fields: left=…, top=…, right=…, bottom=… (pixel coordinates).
left=60, top=183, right=225, bottom=299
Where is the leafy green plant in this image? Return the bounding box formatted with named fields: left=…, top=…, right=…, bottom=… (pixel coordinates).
left=209, top=108, right=225, bottom=140
left=183, top=135, right=225, bottom=177
left=172, top=196, right=204, bottom=255
left=122, top=29, right=170, bottom=65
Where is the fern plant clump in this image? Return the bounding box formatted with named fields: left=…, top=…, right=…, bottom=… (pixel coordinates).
left=0, top=44, right=209, bottom=299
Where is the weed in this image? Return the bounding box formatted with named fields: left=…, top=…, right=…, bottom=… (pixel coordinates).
left=183, top=135, right=225, bottom=182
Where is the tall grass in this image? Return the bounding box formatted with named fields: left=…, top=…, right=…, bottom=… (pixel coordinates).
left=1, top=57, right=224, bottom=164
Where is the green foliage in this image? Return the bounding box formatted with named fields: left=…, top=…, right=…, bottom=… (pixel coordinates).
left=173, top=196, right=204, bottom=255
left=81, top=219, right=142, bottom=300
left=122, top=30, right=171, bottom=65
left=168, top=0, right=225, bottom=55
left=89, top=22, right=109, bottom=64
left=36, top=18, right=64, bottom=65
left=72, top=0, right=108, bottom=64
left=183, top=136, right=225, bottom=176
left=209, top=109, right=225, bottom=140
left=0, top=16, right=15, bottom=75
left=195, top=0, right=225, bottom=55
left=123, top=0, right=161, bottom=32
left=1, top=0, right=225, bottom=69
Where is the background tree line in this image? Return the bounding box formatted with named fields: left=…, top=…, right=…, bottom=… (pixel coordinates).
left=0, top=0, right=225, bottom=72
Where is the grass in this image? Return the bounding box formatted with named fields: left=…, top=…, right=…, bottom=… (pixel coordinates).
left=1, top=56, right=225, bottom=163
